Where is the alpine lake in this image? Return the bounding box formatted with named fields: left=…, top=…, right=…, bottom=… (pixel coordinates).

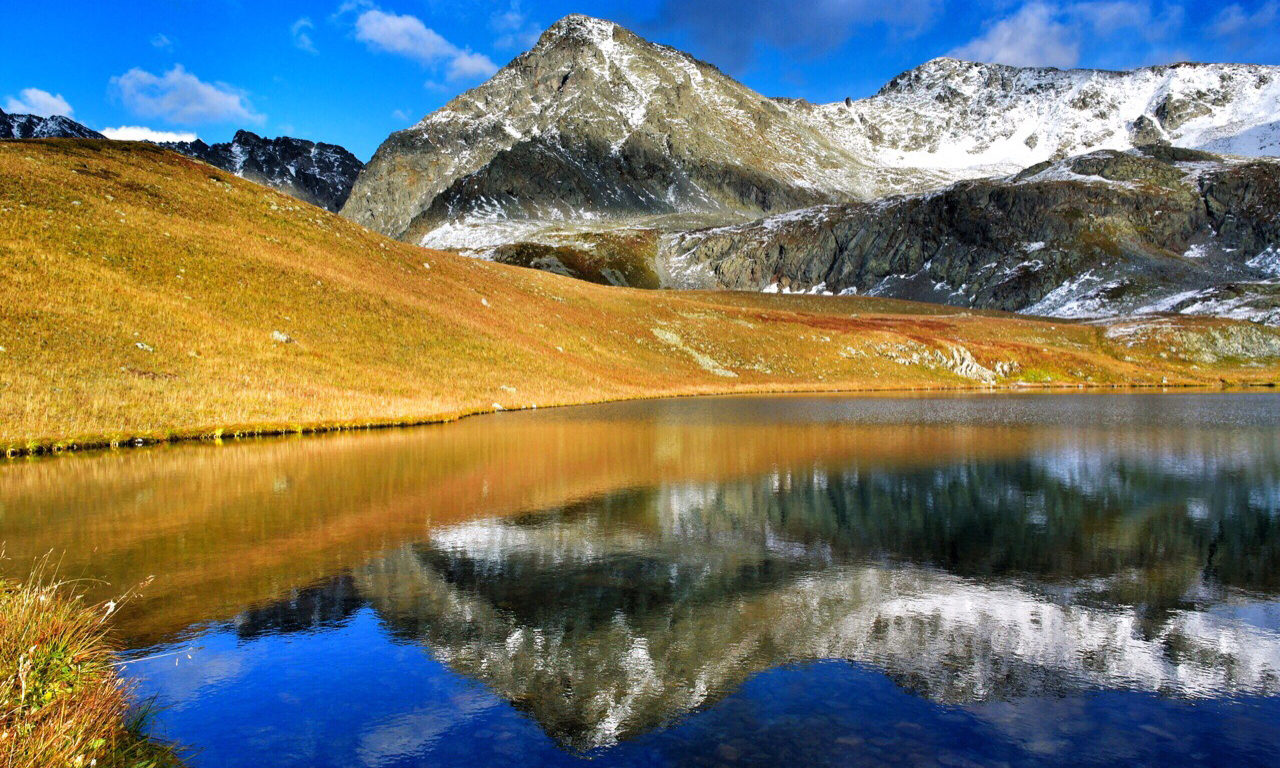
left=3, top=391, right=1279, bottom=768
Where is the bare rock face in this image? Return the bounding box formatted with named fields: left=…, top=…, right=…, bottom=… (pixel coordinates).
left=660, top=147, right=1280, bottom=324
left=0, top=109, right=103, bottom=139
left=163, top=130, right=364, bottom=212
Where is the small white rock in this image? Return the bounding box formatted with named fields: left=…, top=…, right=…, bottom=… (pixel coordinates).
left=135, top=342, right=154, bottom=353
left=481, top=297, right=489, bottom=307
left=271, top=330, right=295, bottom=344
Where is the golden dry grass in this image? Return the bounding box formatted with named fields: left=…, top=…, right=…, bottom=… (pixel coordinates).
left=1, top=138, right=1277, bottom=455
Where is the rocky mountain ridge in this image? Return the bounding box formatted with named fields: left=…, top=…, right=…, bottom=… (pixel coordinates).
left=2, top=112, right=363, bottom=212
left=342, top=14, right=1280, bottom=255
left=163, top=130, right=364, bottom=212
left=657, top=146, right=1280, bottom=324
left=0, top=108, right=104, bottom=140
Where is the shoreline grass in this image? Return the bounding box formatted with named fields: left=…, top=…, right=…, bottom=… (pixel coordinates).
left=0, top=568, right=183, bottom=768
left=2, top=379, right=1274, bottom=461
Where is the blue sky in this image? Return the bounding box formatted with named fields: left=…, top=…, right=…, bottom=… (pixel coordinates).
left=3, top=1, right=1278, bottom=160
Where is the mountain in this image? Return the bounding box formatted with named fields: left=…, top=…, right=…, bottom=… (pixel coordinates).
left=0, top=108, right=103, bottom=139
left=343, top=15, right=1280, bottom=248
left=341, top=14, right=947, bottom=241
left=1, top=115, right=363, bottom=212
left=164, top=130, right=364, bottom=212
left=5, top=139, right=1277, bottom=454
left=799, top=56, right=1280, bottom=172
left=340, top=15, right=1280, bottom=325
left=661, top=146, right=1280, bottom=324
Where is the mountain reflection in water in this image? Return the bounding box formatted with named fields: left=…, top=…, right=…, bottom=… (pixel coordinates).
left=354, top=459, right=1280, bottom=749
left=4, top=393, right=1280, bottom=766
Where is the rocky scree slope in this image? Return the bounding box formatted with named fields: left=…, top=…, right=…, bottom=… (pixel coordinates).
left=163, top=130, right=364, bottom=212
left=661, top=146, right=1280, bottom=325
left=0, top=108, right=103, bottom=139
left=342, top=14, right=1280, bottom=255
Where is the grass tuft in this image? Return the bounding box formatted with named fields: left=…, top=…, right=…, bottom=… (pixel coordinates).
left=0, top=562, right=183, bottom=768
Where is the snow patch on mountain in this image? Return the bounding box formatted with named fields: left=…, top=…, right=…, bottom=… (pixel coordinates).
left=800, top=58, right=1280, bottom=177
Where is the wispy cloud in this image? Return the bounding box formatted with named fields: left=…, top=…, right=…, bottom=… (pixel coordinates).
left=951, top=2, right=1078, bottom=67
left=110, top=65, right=264, bottom=125
left=3, top=88, right=74, bottom=118
left=1211, top=0, right=1279, bottom=36
left=950, top=1, right=1184, bottom=69
left=292, top=17, right=318, bottom=54
left=347, top=4, right=498, bottom=81
left=101, top=125, right=198, bottom=142
left=492, top=1, right=542, bottom=50
left=150, top=33, right=173, bottom=50
left=1210, top=1, right=1279, bottom=57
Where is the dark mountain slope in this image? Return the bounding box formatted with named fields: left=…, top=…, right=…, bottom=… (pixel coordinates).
left=0, top=109, right=103, bottom=139
left=164, top=130, right=363, bottom=212
left=659, top=146, right=1280, bottom=324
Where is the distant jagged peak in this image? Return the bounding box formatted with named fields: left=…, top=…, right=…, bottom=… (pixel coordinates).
left=0, top=109, right=104, bottom=140
left=231, top=128, right=265, bottom=145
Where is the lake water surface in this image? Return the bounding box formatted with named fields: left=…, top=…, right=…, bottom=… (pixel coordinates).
left=3, top=392, right=1280, bottom=767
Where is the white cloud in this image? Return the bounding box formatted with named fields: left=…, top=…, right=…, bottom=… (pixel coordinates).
left=151, top=33, right=173, bottom=50
left=950, top=2, right=1183, bottom=69
left=110, top=65, right=263, bottom=125
left=352, top=6, right=498, bottom=81
left=3, top=88, right=74, bottom=118
left=446, top=50, right=500, bottom=81
left=292, top=17, right=318, bottom=54
left=101, top=126, right=199, bottom=143
left=391, top=108, right=412, bottom=122
left=951, top=3, right=1078, bottom=67
left=355, top=9, right=458, bottom=63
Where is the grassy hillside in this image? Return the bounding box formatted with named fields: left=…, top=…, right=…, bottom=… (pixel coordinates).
left=1, top=139, right=1278, bottom=454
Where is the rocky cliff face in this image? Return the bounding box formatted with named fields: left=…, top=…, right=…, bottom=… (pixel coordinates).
left=164, top=130, right=363, bottom=212
left=660, top=146, right=1280, bottom=324
left=0, top=109, right=103, bottom=139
